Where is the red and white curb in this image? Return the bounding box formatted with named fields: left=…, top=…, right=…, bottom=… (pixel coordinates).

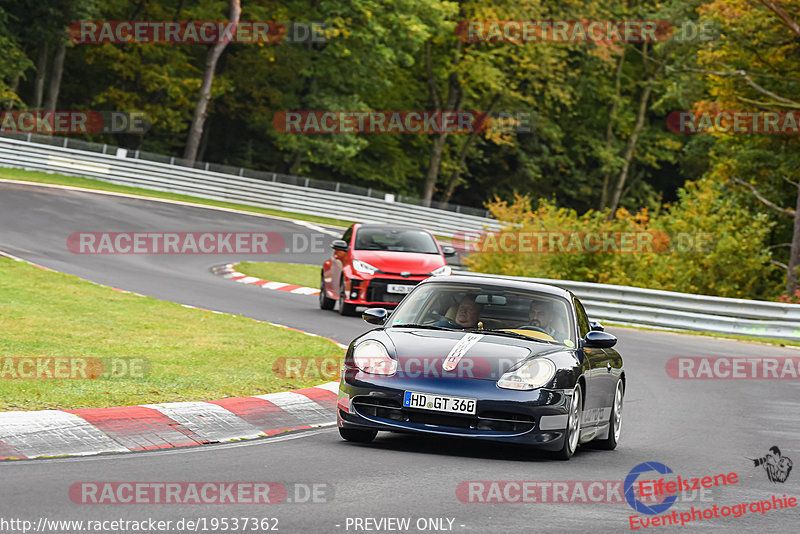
left=213, top=264, right=320, bottom=296
left=0, top=382, right=340, bottom=460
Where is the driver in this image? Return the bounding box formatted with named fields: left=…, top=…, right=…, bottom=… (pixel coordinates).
left=521, top=299, right=563, bottom=338
left=435, top=294, right=482, bottom=328
left=357, top=232, right=375, bottom=249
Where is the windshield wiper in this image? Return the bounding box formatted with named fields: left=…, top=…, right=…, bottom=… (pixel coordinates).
left=466, top=328, right=560, bottom=344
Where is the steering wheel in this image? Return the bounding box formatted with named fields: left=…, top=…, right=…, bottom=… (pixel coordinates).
left=424, top=311, right=458, bottom=327
left=518, top=325, right=549, bottom=334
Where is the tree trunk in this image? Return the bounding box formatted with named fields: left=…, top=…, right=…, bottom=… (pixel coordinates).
left=422, top=134, right=448, bottom=205
left=33, top=42, right=49, bottom=109
left=197, top=119, right=211, bottom=162
left=6, top=74, right=21, bottom=109
left=786, top=181, right=800, bottom=295
left=183, top=0, right=241, bottom=162
left=43, top=40, right=66, bottom=111
left=441, top=95, right=500, bottom=203
left=421, top=40, right=462, bottom=206
left=601, top=50, right=626, bottom=209
left=607, top=80, right=652, bottom=219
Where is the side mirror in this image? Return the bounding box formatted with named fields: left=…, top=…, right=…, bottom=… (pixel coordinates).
left=583, top=331, right=617, bottom=349
left=362, top=308, right=388, bottom=325
left=589, top=320, right=604, bottom=332
left=441, top=245, right=456, bottom=257
left=331, top=239, right=349, bottom=252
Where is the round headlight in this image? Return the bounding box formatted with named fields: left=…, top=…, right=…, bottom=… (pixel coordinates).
left=353, top=340, right=397, bottom=375
left=497, top=358, right=556, bottom=390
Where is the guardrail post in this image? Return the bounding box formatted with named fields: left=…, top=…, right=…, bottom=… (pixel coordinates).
left=204, top=162, right=209, bottom=171
left=134, top=149, right=139, bottom=159
left=335, top=182, right=340, bottom=192
left=27, top=133, right=32, bottom=142
left=102, top=144, right=107, bottom=154
left=272, top=173, right=277, bottom=182
left=238, top=168, right=243, bottom=176
left=170, top=156, right=175, bottom=165
left=63, top=138, right=68, bottom=148
left=367, top=187, right=372, bottom=197
left=304, top=178, right=310, bottom=187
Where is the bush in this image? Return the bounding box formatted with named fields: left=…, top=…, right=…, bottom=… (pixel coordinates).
left=463, top=179, right=780, bottom=300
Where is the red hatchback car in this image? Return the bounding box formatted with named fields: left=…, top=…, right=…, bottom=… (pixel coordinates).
left=320, top=224, right=455, bottom=315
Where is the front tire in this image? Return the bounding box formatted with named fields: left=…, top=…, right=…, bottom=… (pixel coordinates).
left=593, top=379, right=623, bottom=450
left=338, top=427, right=377, bottom=443
left=319, top=273, right=335, bottom=310
left=338, top=277, right=357, bottom=316
left=553, top=385, right=582, bottom=461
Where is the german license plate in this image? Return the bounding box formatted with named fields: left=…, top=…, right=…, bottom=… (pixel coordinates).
left=387, top=284, right=413, bottom=294
left=403, top=391, right=477, bottom=415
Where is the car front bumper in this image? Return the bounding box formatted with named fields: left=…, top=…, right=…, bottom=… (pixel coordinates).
left=342, top=276, right=428, bottom=307
left=337, top=372, right=574, bottom=450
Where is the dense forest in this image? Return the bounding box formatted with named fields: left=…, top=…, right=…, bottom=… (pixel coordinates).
left=1, top=0, right=798, bottom=301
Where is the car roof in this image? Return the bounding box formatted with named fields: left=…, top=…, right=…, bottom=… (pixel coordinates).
left=421, top=273, right=574, bottom=300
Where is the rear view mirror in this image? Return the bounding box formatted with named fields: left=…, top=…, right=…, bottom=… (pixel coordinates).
left=362, top=308, right=388, bottom=325
left=589, top=320, right=604, bottom=332
left=475, top=294, right=506, bottom=305
left=441, top=245, right=456, bottom=257
left=331, top=239, right=349, bottom=251
left=583, top=331, right=617, bottom=348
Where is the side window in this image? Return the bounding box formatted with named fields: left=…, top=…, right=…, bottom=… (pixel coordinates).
left=574, top=299, right=590, bottom=338
left=342, top=228, right=353, bottom=245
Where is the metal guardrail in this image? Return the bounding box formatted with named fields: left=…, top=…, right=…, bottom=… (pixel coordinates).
left=0, top=135, right=501, bottom=237
left=454, top=272, right=800, bottom=341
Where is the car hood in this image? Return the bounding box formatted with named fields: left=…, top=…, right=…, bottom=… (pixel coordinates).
left=353, top=250, right=444, bottom=274
left=382, top=328, right=563, bottom=381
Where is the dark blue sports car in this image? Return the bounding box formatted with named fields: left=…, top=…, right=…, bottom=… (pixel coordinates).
left=336, top=274, right=624, bottom=460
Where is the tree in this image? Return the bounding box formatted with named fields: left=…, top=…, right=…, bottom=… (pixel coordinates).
left=184, top=0, right=241, bottom=162
left=695, top=0, right=800, bottom=295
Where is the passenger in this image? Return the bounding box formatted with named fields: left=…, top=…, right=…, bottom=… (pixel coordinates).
left=435, top=294, right=482, bottom=328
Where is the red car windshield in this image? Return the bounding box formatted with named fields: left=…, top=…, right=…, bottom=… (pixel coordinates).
left=354, top=228, right=439, bottom=254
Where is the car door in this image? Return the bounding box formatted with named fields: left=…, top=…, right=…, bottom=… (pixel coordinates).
left=574, top=297, right=608, bottom=432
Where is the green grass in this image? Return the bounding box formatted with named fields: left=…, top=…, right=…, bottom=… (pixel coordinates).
left=0, top=258, right=344, bottom=411
left=0, top=167, right=354, bottom=228
left=236, top=262, right=321, bottom=289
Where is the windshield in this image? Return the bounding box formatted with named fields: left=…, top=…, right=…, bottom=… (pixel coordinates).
left=389, top=282, right=576, bottom=346
left=354, top=228, right=440, bottom=254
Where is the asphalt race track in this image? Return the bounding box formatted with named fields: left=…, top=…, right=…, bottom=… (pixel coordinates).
left=1, top=181, right=799, bottom=533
